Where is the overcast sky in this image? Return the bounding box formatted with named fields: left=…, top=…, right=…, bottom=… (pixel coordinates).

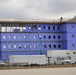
left=0, top=0, right=76, bottom=19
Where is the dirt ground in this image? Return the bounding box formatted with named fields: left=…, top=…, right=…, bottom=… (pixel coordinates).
left=0, top=67, right=76, bottom=75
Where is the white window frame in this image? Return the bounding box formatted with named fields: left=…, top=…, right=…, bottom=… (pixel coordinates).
left=3, top=36, right=6, bottom=39
left=39, top=36, right=41, bottom=39
left=19, top=45, right=21, bottom=48
left=34, top=35, right=36, bottom=39
left=29, top=36, right=31, bottom=39
left=20, top=27, right=23, bottom=31
left=3, top=54, right=6, bottom=59
left=34, top=45, right=37, bottom=48
left=30, top=45, right=32, bottom=48
left=10, top=27, right=13, bottom=32
left=3, top=45, right=6, bottom=49
left=6, top=27, right=11, bottom=32
left=17, top=27, right=20, bottom=29
left=14, top=36, right=16, bottom=39
left=24, top=36, right=26, bottom=39
left=38, top=26, right=41, bottom=30
left=8, top=45, right=11, bottom=48
left=29, top=26, right=31, bottom=29
left=1, top=27, right=6, bottom=32
left=19, top=36, right=21, bottom=39
left=13, top=27, right=16, bottom=29
left=23, top=27, right=26, bottom=30
left=8, top=36, right=11, bottom=39
left=14, top=45, right=16, bottom=48
left=24, top=45, right=26, bottom=48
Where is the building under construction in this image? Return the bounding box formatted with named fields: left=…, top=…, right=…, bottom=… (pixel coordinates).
left=0, top=17, right=76, bottom=62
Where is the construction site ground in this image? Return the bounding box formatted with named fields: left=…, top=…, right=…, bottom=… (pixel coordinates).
left=0, top=64, right=76, bottom=70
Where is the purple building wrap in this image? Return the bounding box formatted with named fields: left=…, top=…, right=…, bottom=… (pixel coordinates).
left=0, top=18, right=76, bottom=61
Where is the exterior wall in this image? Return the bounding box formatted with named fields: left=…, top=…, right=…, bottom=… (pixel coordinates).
left=60, top=24, right=67, bottom=49
left=0, top=22, right=68, bottom=61
left=66, top=23, right=76, bottom=50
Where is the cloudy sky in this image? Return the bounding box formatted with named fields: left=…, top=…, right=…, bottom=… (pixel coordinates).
left=0, top=0, right=76, bottom=19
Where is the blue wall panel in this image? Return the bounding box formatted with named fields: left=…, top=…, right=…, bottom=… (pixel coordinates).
left=1, top=22, right=75, bottom=61
left=66, top=23, right=76, bottom=50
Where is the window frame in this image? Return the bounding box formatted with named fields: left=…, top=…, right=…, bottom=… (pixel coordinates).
left=54, top=44, right=56, bottom=48
left=44, top=45, right=46, bottom=48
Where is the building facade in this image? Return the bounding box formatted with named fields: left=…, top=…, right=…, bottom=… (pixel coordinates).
left=0, top=19, right=76, bottom=61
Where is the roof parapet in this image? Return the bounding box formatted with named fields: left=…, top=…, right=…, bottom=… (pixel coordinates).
left=0, top=18, right=69, bottom=22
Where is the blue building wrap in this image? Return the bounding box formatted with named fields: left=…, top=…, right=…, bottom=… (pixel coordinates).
left=0, top=20, right=76, bottom=61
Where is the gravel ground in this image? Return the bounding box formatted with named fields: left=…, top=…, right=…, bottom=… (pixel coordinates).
left=0, top=67, right=76, bottom=75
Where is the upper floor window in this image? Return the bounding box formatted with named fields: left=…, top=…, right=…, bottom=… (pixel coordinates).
left=53, top=26, right=55, bottom=30
left=58, top=35, right=60, bottom=39
left=13, top=27, right=16, bottom=29
left=48, top=26, right=50, bottom=30
left=14, top=36, right=16, bottom=39
left=39, top=36, right=41, bottom=39
left=3, top=45, right=6, bottom=49
left=32, top=24, right=37, bottom=29
left=20, top=27, right=23, bottom=32
left=72, top=34, right=75, bottom=38
left=10, top=27, right=13, bottom=32
left=8, top=45, right=11, bottom=49
left=8, top=36, right=11, bottom=39
left=72, top=44, right=75, bottom=47
left=58, top=26, right=60, bottom=30
left=49, top=45, right=51, bottom=48
left=44, top=45, right=46, bottom=48
left=29, top=45, right=32, bottom=48
left=16, top=27, right=20, bottom=29
left=48, top=35, right=51, bottom=39
left=14, top=45, right=16, bottom=48
left=1, top=27, right=6, bottom=32
left=43, top=26, right=46, bottom=29
left=34, top=45, right=37, bottom=48
left=54, top=45, right=56, bottom=48
left=29, top=26, right=32, bottom=29
left=34, top=35, right=36, bottom=39
left=24, top=36, right=26, bottom=39
left=53, top=35, right=56, bottom=39
left=58, top=44, right=61, bottom=48
left=72, top=25, right=74, bottom=28
left=3, top=36, right=6, bottom=39
left=6, top=27, right=11, bottom=32
left=23, top=27, right=26, bottom=30
left=38, top=26, right=41, bottom=30
left=44, top=35, right=46, bottom=39
left=19, top=45, right=22, bottom=49
left=19, top=36, right=21, bottom=39
left=29, top=36, right=32, bottom=39
left=24, top=45, right=26, bottom=48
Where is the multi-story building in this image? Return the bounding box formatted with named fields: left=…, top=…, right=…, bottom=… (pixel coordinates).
left=0, top=18, right=76, bottom=62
